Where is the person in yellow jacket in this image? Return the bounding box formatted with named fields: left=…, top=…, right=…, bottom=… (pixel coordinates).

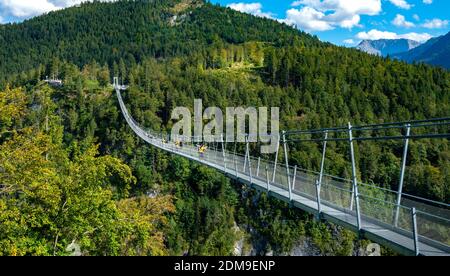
left=198, top=144, right=208, bottom=157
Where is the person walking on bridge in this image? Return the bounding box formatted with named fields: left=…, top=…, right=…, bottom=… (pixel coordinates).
left=198, top=144, right=208, bottom=158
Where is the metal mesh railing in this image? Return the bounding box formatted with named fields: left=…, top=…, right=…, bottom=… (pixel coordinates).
left=320, top=177, right=354, bottom=211
left=416, top=211, right=450, bottom=246
left=116, top=87, right=450, bottom=255
left=292, top=171, right=317, bottom=200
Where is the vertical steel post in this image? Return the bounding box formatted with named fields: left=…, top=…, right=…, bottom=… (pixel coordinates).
left=282, top=131, right=292, bottom=201
left=243, top=141, right=248, bottom=173
left=348, top=123, right=362, bottom=231
left=292, top=165, right=298, bottom=191
left=315, top=179, right=321, bottom=219
left=394, top=124, right=411, bottom=227
left=272, top=135, right=280, bottom=183
left=221, top=134, right=227, bottom=170
left=246, top=136, right=253, bottom=185
left=411, top=207, right=420, bottom=256
left=318, top=131, right=328, bottom=190
left=256, top=157, right=261, bottom=177
left=265, top=165, right=270, bottom=192
left=234, top=142, right=238, bottom=178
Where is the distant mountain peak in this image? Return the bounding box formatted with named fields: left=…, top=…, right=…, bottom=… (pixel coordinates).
left=356, top=38, right=421, bottom=57
left=394, top=32, right=450, bottom=69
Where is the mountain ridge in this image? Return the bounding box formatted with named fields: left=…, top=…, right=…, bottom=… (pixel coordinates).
left=356, top=38, right=421, bottom=57
left=0, top=0, right=319, bottom=82
left=394, top=32, right=450, bottom=69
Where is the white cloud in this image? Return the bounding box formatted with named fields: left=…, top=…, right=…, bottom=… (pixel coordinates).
left=392, top=14, right=415, bottom=28
left=413, top=14, right=420, bottom=21
left=356, top=29, right=432, bottom=42
left=339, top=14, right=361, bottom=28
left=0, top=0, right=59, bottom=18
left=399, top=32, right=432, bottom=42
left=0, top=0, right=115, bottom=20
left=388, top=0, right=413, bottom=10
left=343, top=39, right=355, bottom=44
left=292, top=0, right=381, bottom=15
left=357, top=29, right=398, bottom=40
left=227, top=2, right=260, bottom=13
left=227, top=2, right=273, bottom=18
left=284, top=0, right=381, bottom=32
left=422, top=18, right=449, bottom=29
left=423, top=0, right=433, bottom=4
left=284, top=7, right=333, bottom=31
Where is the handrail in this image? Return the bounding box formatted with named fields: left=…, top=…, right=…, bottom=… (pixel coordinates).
left=285, top=117, right=450, bottom=135
left=115, top=85, right=450, bottom=255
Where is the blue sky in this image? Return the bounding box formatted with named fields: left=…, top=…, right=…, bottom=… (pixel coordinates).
left=0, top=0, right=448, bottom=46
left=211, top=0, right=450, bottom=45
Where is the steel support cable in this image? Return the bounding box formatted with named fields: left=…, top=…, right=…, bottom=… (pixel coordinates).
left=285, top=118, right=450, bottom=135
left=116, top=87, right=450, bottom=253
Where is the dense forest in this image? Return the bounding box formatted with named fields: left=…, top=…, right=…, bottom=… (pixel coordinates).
left=0, top=0, right=319, bottom=82
left=0, top=0, right=448, bottom=256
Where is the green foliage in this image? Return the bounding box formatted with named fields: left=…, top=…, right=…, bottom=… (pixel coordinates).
left=0, top=86, right=27, bottom=132
left=0, top=0, right=448, bottom=256
left=165, top=162, right=239, bottom=256
left=0, top=0, right=317, bottom=86
left=0, top=86, right=173, bottom=256
left=307, top=221, right=356, bottom=256
left=235, top=190, right=306, bottom=255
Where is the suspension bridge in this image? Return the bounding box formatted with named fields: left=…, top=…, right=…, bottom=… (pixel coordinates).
left=114, top=79, right=450, bottom=256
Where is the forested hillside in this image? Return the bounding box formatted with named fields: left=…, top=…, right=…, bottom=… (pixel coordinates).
left=0, top=0, right=318, bottom=82
left=0, top=0, right=448, bottom=256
